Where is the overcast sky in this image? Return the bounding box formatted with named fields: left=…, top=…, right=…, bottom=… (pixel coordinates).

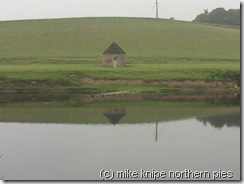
left=0, top=0, right=240, bottom=21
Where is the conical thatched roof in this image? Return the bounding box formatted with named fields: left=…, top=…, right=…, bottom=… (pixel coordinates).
left=103, top=42, right=126, bottom=54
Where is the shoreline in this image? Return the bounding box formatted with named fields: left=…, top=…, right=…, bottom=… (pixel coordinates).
left=0, top=78, right=239, bottom=95
left=80, top=78, right=239, bottom=88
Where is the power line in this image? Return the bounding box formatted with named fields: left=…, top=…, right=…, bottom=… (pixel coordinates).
left=156, top=0, right=159, bottom=19
left=146, top=3, right=156, bottom=17
left=158, top=3, right=169, bottom=18
left=145, top=0, right=168, bottom=19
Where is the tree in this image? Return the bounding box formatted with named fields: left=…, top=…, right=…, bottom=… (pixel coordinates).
left=207, top=8, right=227, bottom=24
left=194, top=9, right=209, bottom=23
left=193, top=7, right=240, bottom=26
left=226, top=9, right=240, bottom=25
left=204, top=9, right=209, bottom=15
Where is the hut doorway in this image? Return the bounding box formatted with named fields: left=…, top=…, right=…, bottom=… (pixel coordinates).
left=112, top=56, right=119, bottom=67
left=112, top=60, right=117, bottom=67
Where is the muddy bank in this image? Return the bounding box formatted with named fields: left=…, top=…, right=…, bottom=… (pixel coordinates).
left=0, top=91, right=240, bottom=106
left=80, top=77, right=238, bottom=88
left=0, top=78, right=239, bottom=94
left=80, top=92, right=240, bottom=104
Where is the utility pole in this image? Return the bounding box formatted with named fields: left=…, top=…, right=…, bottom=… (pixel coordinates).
left=156, top=0, right=159, bottom=19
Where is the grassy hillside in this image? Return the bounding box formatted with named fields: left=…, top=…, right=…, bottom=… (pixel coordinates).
left=0, top=17, right=240, bottom=63
left=0, top=17, right=240, bottom=92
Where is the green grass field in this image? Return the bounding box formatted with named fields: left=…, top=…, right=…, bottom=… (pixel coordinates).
left=0, top=17, right=240, bottom=92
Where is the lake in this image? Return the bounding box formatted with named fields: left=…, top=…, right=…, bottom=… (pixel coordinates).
left=0, top=92, right=240, bottom=181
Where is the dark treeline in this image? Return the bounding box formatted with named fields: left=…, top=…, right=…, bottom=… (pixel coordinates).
left=193, top=7, right=240, bottom=26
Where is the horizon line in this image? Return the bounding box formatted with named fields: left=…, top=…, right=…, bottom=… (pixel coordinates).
left=0, top=16, right=189, bottom=23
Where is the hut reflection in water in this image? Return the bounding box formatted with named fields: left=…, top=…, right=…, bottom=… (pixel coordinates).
left=103, top=108, right=126, bottom=125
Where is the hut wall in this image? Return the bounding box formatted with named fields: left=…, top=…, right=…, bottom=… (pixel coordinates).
left=103, top=54, right=126, bottom=67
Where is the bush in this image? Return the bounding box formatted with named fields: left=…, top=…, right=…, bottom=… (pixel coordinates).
left=209, top=70, right=240, bottom=85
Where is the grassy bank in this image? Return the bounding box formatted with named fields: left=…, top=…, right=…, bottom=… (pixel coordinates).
left=0, top=17, right=240, bottom=92
left=0, top=62, right=239, bottom=93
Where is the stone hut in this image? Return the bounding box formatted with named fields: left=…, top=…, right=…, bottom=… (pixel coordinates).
left=103, top=42, right=126, bottom=67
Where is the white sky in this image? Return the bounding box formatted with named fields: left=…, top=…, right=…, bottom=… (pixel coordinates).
left=0, top=0, right=241, bottom=21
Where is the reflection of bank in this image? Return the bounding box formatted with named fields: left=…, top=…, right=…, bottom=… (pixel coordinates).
left=103, top=108, right=126, bottom=125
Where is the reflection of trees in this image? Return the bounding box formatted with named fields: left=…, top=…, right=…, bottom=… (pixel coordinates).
left=207, top=93, right=240, bottom=107
left=196, top=113, right=240, bottom=128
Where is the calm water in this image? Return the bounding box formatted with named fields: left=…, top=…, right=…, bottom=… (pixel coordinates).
left=0, top=93, right=240, bottom=181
